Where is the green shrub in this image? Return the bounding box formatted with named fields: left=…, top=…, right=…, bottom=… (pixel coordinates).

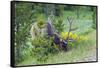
left=31, top=36, right=59, bottom=61
left=53, top=16, right=64, bottom=33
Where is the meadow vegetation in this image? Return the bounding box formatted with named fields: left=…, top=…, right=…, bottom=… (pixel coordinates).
left=14, top=2, right=97, bottom=66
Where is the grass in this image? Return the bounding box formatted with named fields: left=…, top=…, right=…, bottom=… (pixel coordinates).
left=17, top=30, right=96, bottom=66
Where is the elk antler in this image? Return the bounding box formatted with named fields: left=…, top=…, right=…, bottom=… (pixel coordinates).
left=67, top=17, right=74, bottom=44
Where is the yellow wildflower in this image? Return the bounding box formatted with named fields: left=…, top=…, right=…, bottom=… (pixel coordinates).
left=72, top=33, right=78, bottom=40
left=69, top=32, right=73, bottom=38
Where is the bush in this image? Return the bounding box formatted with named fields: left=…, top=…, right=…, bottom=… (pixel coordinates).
left=31, top=36, right=59, bottom=61
left=53, top=17, right=64, bottom=33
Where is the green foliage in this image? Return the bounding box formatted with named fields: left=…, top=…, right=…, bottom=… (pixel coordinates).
left=80, top=28, right=93, bottom=35
left=14, top=2, right=97, bottom=65
left=91, top=7, right=96, bottom=29
left=15, top=3, right=33, bottom=64
left=53, top=17, right=64, bottom=33
left=31, top=36, right=59, bottom=61
left=55, top=5, right=64, bottom=16
left=36, top=14, right=46, bottom=29
left=92, top=24, right=96, bottom=29
left=14, top=3, right=46, bottom=64
left=37, top=19, right=45, bottom=28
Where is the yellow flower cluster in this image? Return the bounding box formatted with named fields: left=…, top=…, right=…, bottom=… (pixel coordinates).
left=79, top=36, right=88, bottom=41
left=60, top=32, right=78, bottom=40
left=60, top=32, right=68, bottom=40
left=60, top=32, right=88, bottom=41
